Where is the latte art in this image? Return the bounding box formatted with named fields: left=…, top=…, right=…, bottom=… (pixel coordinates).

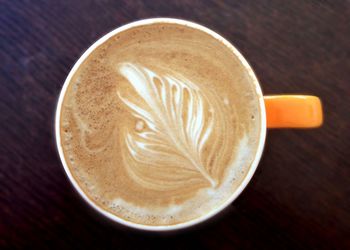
left=118, top=63, right=230, bottom=189
left=59, top=22, right=261, bottom=226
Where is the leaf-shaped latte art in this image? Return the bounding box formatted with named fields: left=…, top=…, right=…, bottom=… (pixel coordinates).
left=118, top=63, right=228, bottom=190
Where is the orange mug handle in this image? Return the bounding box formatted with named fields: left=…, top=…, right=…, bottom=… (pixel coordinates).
left=264, top=95, right=323, bottom=128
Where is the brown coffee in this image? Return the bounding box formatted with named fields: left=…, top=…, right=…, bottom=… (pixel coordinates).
left=59, top=21, right=262, bottom=226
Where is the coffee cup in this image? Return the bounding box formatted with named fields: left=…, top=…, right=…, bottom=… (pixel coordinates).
left=55, top=18, right=322, bottom=231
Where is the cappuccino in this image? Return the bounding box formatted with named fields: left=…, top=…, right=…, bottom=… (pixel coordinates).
left=59, top=21, right=261, bottom=226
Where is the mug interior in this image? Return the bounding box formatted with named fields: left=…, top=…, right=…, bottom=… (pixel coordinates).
left=55, top=18, right=266, bottom=231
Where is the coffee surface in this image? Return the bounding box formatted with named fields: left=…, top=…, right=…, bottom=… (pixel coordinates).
left=60, top=22, right=262, bottom=226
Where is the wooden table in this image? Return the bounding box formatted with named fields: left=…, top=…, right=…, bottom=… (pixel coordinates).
left=1, top=1, right=349, bottom=249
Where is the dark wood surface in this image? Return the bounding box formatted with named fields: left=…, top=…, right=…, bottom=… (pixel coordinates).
left=1, top=0, right=349, bottom=249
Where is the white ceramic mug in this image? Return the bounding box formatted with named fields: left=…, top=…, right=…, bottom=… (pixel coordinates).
left=55, top=18, right=322, bottom=231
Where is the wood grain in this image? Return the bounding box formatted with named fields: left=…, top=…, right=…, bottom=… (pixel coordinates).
left=1, top=0, right=349, bottom=249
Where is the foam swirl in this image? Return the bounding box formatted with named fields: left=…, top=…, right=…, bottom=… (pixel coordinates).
left=117, top=63, right=230, bottom=191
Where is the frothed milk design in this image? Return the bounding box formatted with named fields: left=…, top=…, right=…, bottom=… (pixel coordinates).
left=59, top=22, right=262, bottom=226
left=118, top=63, right=230, bottom=188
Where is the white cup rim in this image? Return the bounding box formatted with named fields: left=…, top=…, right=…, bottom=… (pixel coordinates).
left=55, top=17, right=266, bottom=231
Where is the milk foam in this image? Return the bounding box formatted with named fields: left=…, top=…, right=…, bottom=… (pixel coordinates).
left=60, top=22, right=261, bottom=226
